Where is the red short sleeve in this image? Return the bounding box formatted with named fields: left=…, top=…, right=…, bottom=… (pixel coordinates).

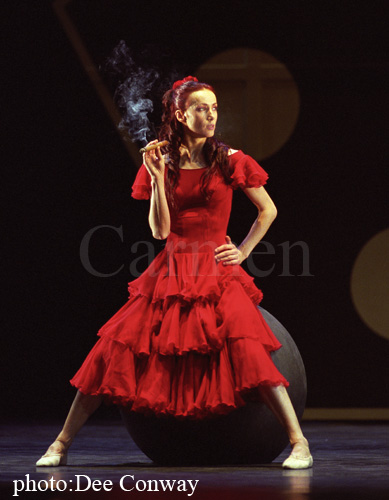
left=131, top=164, right=152, bottom=200
left=229, top=151, right=268, bottom=190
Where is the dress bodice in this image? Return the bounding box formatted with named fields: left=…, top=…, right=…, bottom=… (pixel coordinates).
left=168, top=166, right=233, bottom=253
left=131, top=150, right=269, bottom=254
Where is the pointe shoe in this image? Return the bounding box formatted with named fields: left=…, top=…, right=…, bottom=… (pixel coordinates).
left=282, top=453, right=313, bottom=469
left=36, top=451, right=67, bottom=467
left=282, top=438, right=313, bottom=469
left=36, top=441, right=68, bottom=467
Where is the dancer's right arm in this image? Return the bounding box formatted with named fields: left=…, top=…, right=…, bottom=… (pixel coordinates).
left=143, top=141, right=171, bottom=240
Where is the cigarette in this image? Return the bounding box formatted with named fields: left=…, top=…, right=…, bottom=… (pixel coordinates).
left=139, top=140, right=168, bottom=154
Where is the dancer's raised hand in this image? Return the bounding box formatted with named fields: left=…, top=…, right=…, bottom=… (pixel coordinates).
left=143, top=140, right=165, bottom=182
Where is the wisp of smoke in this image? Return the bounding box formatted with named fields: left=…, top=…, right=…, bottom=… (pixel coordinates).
left=104, top=41, right=159, bottom=145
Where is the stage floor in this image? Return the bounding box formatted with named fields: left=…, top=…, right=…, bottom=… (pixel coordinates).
left=1, top=420, right=388, bottom=499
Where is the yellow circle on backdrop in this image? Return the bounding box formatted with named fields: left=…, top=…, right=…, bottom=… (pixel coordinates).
left=196, top=48, right=300, bottom=161
left=350, top=228, right=389, bottom=340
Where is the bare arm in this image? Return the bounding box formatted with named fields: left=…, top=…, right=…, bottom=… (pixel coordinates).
left=214, top=186, right=277, bottom=265
left=143, top=141, right=170, bottom=240
left=237, top=186, right=277, bottom=260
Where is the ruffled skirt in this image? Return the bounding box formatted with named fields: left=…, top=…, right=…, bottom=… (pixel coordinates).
left=70, top=248, right=289, bottom=418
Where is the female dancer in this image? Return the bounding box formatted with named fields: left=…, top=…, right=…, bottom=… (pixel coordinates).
left=36, top=76, right=312, bottom=469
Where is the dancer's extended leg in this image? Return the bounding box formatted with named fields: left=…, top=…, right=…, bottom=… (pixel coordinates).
left=36, top=391, right=102, bottom=466
left=258, top=384, right=313, bottom=469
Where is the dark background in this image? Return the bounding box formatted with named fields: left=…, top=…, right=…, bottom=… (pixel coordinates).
left=2, top=0, right=388, bottom=422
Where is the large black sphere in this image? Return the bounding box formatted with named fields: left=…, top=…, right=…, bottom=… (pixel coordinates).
left=120, top=306, right=307, bottom=465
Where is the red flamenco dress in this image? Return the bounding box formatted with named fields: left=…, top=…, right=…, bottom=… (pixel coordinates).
left=70, top=150, right=289, bottom=418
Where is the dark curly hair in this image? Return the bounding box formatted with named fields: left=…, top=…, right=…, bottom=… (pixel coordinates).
left=158, top=79, right=233, bottom=213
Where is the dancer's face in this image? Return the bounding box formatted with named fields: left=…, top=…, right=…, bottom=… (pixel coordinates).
left=176, top=89, right=218, bottom=138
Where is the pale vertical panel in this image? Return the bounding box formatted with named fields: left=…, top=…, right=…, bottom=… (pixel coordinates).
left=211, top=80, right=247, bottom=150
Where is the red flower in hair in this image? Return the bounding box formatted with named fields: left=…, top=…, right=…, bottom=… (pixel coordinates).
left=172, top=76, right=199, bottom=90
